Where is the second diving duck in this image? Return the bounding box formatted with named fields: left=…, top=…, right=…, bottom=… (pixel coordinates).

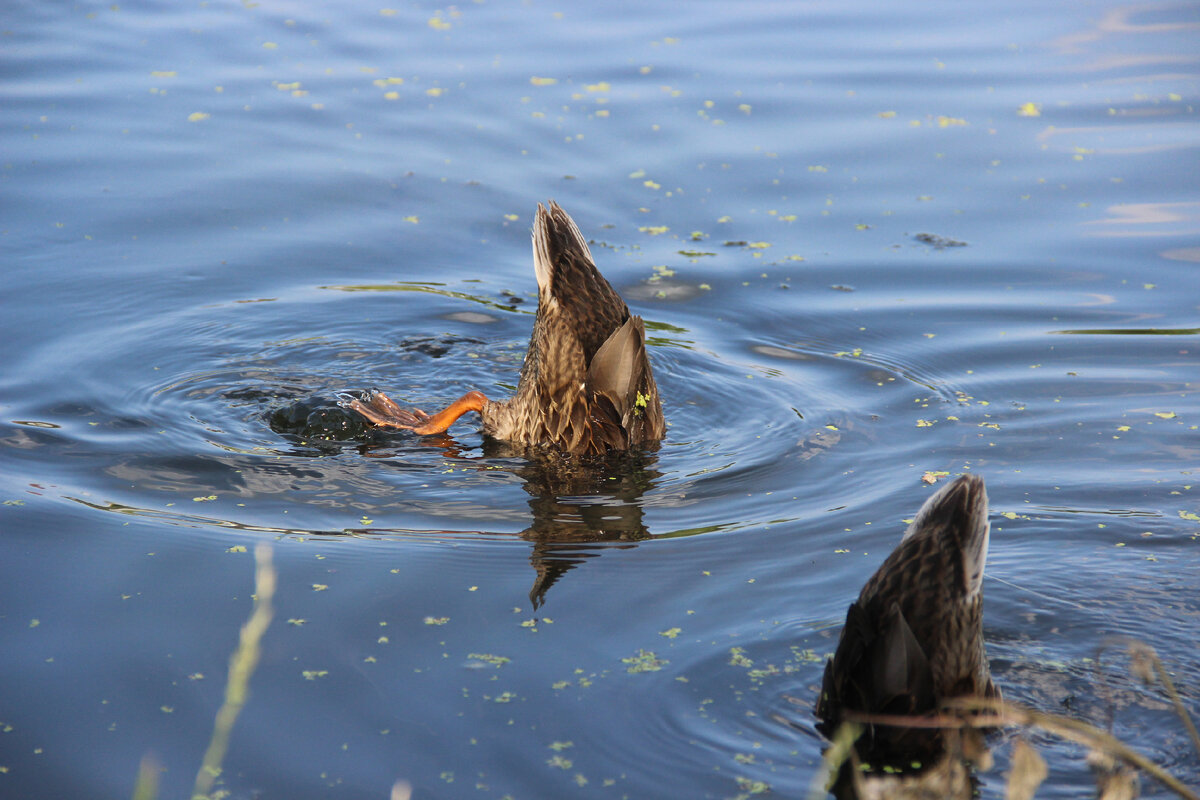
left=816, top=473, right=998, bottom=754
left=342, top=201, right=664, bottom=455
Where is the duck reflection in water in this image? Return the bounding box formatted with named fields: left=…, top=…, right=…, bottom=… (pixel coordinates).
left=266, top=408, right=662, bottom=608
left=489, top=441, right=660, bottom=609
left=815, top=474, right=998, bottom=798
left=399, top=431, right=661, bottom=607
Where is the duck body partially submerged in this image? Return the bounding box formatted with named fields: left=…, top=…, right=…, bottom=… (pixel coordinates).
left=344, top=201, right=664, bottom=455
left=817, top=474, right=998, bottom=751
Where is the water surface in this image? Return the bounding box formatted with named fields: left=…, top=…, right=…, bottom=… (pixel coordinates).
left=3, top=1, right=1198, bottom=797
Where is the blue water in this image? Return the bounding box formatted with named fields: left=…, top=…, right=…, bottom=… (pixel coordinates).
left=3, top=1, right=1198, bottom=797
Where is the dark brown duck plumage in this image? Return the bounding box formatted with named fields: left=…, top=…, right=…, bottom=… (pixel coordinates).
left=344, top=201, right=664, bottom=454
left=816, top=474, right=997, bottom=747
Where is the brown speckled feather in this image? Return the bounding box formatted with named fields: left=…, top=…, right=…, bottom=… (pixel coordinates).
left=482, top=202, right=664, bottom=454
left=817, top=474, right=997, bottom=741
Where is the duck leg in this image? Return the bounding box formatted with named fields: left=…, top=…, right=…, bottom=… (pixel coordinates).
left=340, top=389, right=487, bottom=435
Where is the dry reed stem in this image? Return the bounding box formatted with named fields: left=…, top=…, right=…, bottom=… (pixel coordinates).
left=1095, top=636, right=1200, bottom=759
left=837, top=696, right=1198, bottom=800
left=812, top=636, right=1197, bottom=799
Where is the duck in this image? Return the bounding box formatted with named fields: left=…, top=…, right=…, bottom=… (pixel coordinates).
left=816, top=473, right=998, bottom=753
left=342, top=201, right=664, bottom=455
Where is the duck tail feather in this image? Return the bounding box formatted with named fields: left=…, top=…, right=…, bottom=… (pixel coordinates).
left=902, top=474, right=990, bottom=597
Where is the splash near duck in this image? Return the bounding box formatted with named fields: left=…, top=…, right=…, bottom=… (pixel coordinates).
left=342, top=201, right=664, bottom=455
left=816, top=474, right=998, bottom=760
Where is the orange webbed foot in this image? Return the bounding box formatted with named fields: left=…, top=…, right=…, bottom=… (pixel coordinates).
left=339, top=390, right=487, bottom=436
left=338, top=390, right=431, bottom=431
